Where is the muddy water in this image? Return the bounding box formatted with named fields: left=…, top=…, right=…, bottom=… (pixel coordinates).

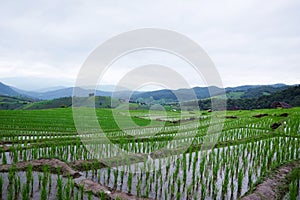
left=0, top=171, right=98, bottom=200
left=0, top=136, right=298, bottom=199
left=82, top=136, right=299, bottom=200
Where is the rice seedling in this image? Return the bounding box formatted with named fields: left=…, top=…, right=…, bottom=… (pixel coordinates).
left=0, top=176, right=2, bottom=198
left=127, top=172, right=133, bottom=193
left=237, top=168, right=244, bottom=196
left=88, top=191, right=92, bottom=200
left=1, top=152, right=7, bottom=165
left=22, top=184, right=29, bottom=200
left=57, top=174, right=63, bottom=200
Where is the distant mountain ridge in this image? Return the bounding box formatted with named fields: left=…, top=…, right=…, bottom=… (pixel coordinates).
left=0, top=82, right=21, bottom=96
left=1, top=84, right=299, bottom=111
left=0, top=81, right=299, bottom=110
left=129, top=86, right=225, bottom=102
left=0, top=81, right=295, bottom=101
left=129, top=84, right=290, bottom=103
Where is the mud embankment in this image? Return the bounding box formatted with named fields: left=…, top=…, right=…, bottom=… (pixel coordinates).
left=241, top=160, right=300, bottom=200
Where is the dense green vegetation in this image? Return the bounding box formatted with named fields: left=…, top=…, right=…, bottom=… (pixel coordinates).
left=239, top=85, right=289, bottom=98
left=0, top=106, right=299, bottom=199
left=0, top=95, right=33, bottom=110
left=193, top=85, right=300, bottom=110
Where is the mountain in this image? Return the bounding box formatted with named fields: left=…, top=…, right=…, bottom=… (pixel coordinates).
left=0, top=81, right=299, bottom=110
left=129, top=86, right=225, bottom=103
left=0, top=76, right=73, bottom=91
left=12, top=84, right=134, bottom=100
left=11, top=87, right=41, bottom=98
left=22, top=96, right=123, bottom=110
left=34, top=86, right=67, bottom=92
left=0, top=80, right=294, bottom=102
left=96, top=85, right=130, bottom=92
left=129, top=84, right=289, bottom=103
left=223, top=84, right=289, bottom=99
left=258, top=85, right=300, bottom=106
left=196, top=85, right=300, bottom=110
left=225, top=85, right=262, bottom=92
left=239, top=85, right=289, bottom=98
left=12, top=86, right=111, bottom=100
left=0, top=82, right=22, bottom=96
left=225, top=83, right=287, bottom=92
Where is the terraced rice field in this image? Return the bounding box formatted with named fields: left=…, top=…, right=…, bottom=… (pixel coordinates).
left=0, top=107, right=299, bottom=199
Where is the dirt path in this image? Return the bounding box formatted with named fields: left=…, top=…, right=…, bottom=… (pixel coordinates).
left=0, top=158, right=81, bottom=178
left=75, top=177, right=153, bottom=200
left=241, top=160, right=300, bottom=200
left=0, top=158, right=152, bottom=200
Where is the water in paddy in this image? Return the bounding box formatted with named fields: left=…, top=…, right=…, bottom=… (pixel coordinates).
left=1, top=136, right=298, bottom=199
left=0, top=171, right=98, bottom=200
left=82, top=136, right=299, bottom=199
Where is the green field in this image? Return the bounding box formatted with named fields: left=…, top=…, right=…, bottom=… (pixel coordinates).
left=0, top=107, right=299, bottom=199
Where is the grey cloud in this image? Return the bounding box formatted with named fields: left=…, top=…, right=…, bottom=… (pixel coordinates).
left=0, top=0, right=299, bottom=89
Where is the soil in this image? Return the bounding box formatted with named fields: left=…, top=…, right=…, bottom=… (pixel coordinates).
left=253, top=114, right=269, bottom=118
left=76, top=178, right=153, bottom=200
left=279, top=113, right=289, bottom=117
left=226, top=116, right=238, bottom=119
left=0, top=158, right=81, bottom=178
left=241, top=160, right=300, bottom=200
left=271, top=122, right=282, bottom=130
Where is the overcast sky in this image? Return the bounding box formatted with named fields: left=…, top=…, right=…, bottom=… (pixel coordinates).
left=0, top=0, right=299, bottom=90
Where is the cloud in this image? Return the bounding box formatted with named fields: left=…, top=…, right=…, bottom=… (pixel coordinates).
left=0, top=0, right=299, bottom=90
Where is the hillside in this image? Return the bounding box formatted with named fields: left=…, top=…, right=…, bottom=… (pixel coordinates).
left=196, top=85, right=300, bottom=110
left=239, top=85, right=289, bottom=98
left=130, top=84, right=289, bottom=103
left=0, top=82, right=22, bottom=96
left=14, top=87, right=113, bottom=100
left=22, top=96, right=123, bottom=110
left=0, top=95, right=33, bottom=110
left=14, top=86, right=137, bottom=100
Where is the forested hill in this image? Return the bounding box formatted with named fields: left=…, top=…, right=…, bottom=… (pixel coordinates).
left=238, top=85, right=289, bottom=98
left=196, top=85, right=300, bottom=110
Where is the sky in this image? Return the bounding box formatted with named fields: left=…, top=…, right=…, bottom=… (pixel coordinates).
left=0, top=0, right=299, bottom=91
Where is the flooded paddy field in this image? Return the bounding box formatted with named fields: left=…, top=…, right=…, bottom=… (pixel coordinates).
left=0, top=108, right=299, bottom=199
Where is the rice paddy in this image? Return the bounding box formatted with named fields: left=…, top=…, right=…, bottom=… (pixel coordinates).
left=0, top=107, right=299, bottom=199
